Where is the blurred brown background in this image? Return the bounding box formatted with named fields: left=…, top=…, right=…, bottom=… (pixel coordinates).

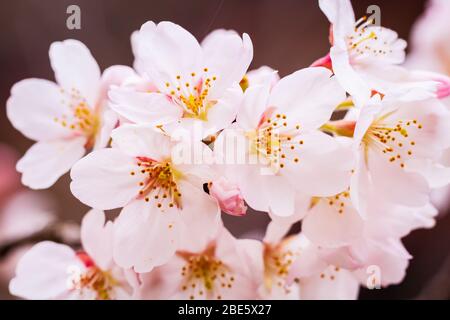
left=1, top=0, right=449, bottom=299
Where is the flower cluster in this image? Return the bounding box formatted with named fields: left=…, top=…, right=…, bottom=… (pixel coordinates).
left=6, top=0, right=450, bottom=300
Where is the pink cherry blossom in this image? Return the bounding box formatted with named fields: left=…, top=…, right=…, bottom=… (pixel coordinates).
left=260, top=222, right=359, bottom=300
left=9, top=210, right=138, bottom=300
left=7, top=40, right=135, bottom=189
left=351, top=94, right=450, bottom=215
left=316, top=0, right=439, bottom=105
left=109, top=22, right=253, bottom=138
left=70, top=124, right=220, bottom=272
left=134, top=226, right=262, bottom=300
left=215, top=67, right=353, bottom=218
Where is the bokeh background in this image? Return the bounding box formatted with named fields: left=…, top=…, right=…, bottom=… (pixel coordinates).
left=1, top=0, right=449, bottom=299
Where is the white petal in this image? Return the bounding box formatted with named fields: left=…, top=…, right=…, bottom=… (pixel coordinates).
left=319, top=0, right=355, bottom=38
left=177, top=180, right=221, bottom=252
left=301, top=267, right=359, bottom=300
left=268, top=68, right=346, bottom=131
left=9, top=241, right=82, bottom=300
left=109, top=88, right=182, bottom=126
left=49, top=40, right=101, bottom=106
left=201, top=29, right=253, bottom=98
left=17, top=137, right=86, bottom=189
left=113, top=200, right=180, bottom=272
left=303, top=197, right=364, bottom=248
left=80, top=209, right=113, bottom=270
left=236, top=83, right=271, bottom=130
left=137, top=21, right=202, bottom=90
left=70, top=148, right=142, bottom=210
left=110, top=124, right=173, bottom=159
left=283, top=131, right=353, bottom=197
left=7, top=79, right=74, bottom=141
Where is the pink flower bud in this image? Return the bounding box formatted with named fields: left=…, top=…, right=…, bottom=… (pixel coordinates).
left=209, top=177, right=247, bottom=216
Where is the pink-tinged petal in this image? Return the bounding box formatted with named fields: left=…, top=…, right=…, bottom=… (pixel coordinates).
left=137, top=21, right=202, bottom=89
left=201, top=29, right=253, bottom=98
left=108, top=88, right=182, bottom=126
left=246, top=66, right=280, bottom=87
left=353, top=238, right=410, bottom=287
left=406, top=159, right=450, bottom=189
left=113, top=200, right=180, bottom=273
left=236, top=83, right=271, bottom=130
left=366, top=202, right=437, bottom=239
left=268, top=67, right=346, bottom=131
left=17, top=137, right=86, bottom=190
left=317, top=246, right=365, bottom=270
left=283, top=131, right=353, bottom=197
left=303, top=196, right=364, bottom=248
left=110, top=124, right=173, bottom=159
left=301, top=266, right=359, bottom=300
left=178, top=180, right=221, bottom=252
left=368, top=147, right=430, bottom=207
left=80, top=209, right=113, bottom=270
left=9, top=241, right=83, bottom=300
left=93, top=109, right=118, bottom=150
left=49, top=39, right=101, bottom=107
left=330, top=44, right=371, bottom=106
left=263, top=220, right=292, bottom=244
left=98, top=65, right=136, bottom=103
left=265, top=175, right=296, bottom=217
left=319, top=0, right=356, bottom=38
left=7, top=79, right=74, bottom=141
left=236, top=164, right=271, bottom=212
left=209, top=176, right=247, bottom=217
left=70, top=148, right=141, bottom=210
left=204, top=86, right=243, bottom=133
left=286, top=235, right=328, bottom=281
left=214, top=228, right=263, bottom=299
left=131, top=30, right=146, bottom=75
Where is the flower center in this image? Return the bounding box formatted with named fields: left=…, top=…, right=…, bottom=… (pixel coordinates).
left=263, top=238, right=297, bottom=293
left=164, top=68, right=218, bottom=121
left=130, top=157, right=183, bottom=209
left=67, top=252, right=117, bottom=300
left=178, top=245, right=235, bottom=300
left=312, top=190, right=351, bottom=215
left=346, top=16, right=393, bottom=59
left=54, top=87, right=100, bottom=148
left=362, top=113, right=422, bottom=168
left=247, top=110, right=303, bottom=171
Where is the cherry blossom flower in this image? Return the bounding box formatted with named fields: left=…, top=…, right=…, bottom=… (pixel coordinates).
left=260, top=222, right=359, bottom=300
left=109, top=22, right=253, bottom=138
left=9, top=210, right=137, bottom=300
left=134, top=226, right=262, bottom=300
left=303, top=194, right=438, bottom=286
left=70, top=124, right=220, bottom=272
left=6, top=39, right=135, bottom=189
left=316, top=0, right=439, bottom=104
left=214, top=67, right=353, bottom=218
left=408, top=0, right=450, bottom=211
left=350, top=95, right=450, bottom=215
